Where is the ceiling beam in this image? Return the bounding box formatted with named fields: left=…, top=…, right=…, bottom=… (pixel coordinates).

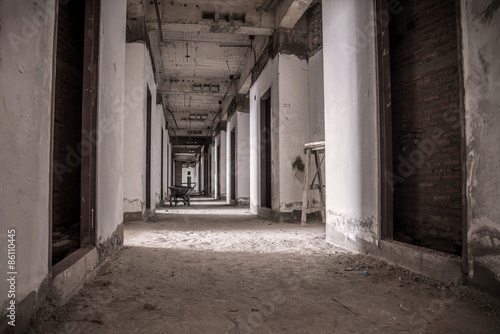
left=276, top=0, right=314, bottom=29
left=155, top=3, right=275, bottom=36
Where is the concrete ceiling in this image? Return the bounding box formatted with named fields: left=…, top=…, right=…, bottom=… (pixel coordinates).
left=127, top=0, right=314, bottom=162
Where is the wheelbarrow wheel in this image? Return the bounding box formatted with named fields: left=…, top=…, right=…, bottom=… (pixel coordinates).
left=187, top=195, right=190, bottom=206
left=169, top=196, right=173, bottom=207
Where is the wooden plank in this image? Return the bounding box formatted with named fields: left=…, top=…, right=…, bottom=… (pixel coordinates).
left=301, top=148, right=311, bottom=226
left=305, top=207, right=323, bottom=213
left=315, top=151, right=326, bottom=224
left=304, top=141, right=325, bottom=149
left=376, top=0, right=393, bottom=240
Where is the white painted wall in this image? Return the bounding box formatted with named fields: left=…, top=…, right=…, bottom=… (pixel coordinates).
left=124, top=44, right=145, bottom=213
left=227, top=111, right=252, bottom=204
left=0, top=0, right=56, bottom=311
left=168, top=142, right=172, bottom=188
left=0, top=0, right=127, bottom=324
left=250, top=53, right=313, bottom=217
left=322, top=0, right=380, bottom=247
left=226, top=118, right=235, bottom=203
left=237, top=111, right=251, bottom=203
left=152, top=104, right=166, bottom=207
left=250, top=56, right=280, bottom=214
left=308, top=49, right=325, bottom=142
left=461, top=0, right=500, bottom=283
left=219, top=130, right=227, bottom=199
left=211, top=144, right=216, bottom=197
left=278, top=54, right=310, bottom=214
left=123, top=42, right=156, bottom=215
left=98, top=0, right=127, bottom=239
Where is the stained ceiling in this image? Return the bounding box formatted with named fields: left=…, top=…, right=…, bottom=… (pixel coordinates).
left=126, top=0, right=314, bottom=163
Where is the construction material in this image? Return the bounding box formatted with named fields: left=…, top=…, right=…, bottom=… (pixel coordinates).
left=301, top=141, right=325, bottom=226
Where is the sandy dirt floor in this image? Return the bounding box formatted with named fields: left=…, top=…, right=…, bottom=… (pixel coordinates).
left=32, top=197, right=500, bottom=333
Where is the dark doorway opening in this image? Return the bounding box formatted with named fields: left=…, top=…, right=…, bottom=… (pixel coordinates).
left=161, top=128, right=164, bottom=202
left=146, top=86, right=152, bottom=211
left=260, top=91, right=272, bottom=209
left=231, top=129, right=236, bottom=201
left=51, top=0, right=100, bottom=266
left=379, top=0, right=463, bottom=256
left=208, top=152, right=212, bottom=195
left=217, top=144, right=221, bottom=199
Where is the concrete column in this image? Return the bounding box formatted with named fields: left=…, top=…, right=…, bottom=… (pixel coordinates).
left=123, top=42, right=157, bottom=220
left=219, top=130, right=227, bottom=200
left=322, top=0, right=379, bottom=249
left=236, top=111, right=251, bottom=205
left=249, top=52, right=310, bottom=220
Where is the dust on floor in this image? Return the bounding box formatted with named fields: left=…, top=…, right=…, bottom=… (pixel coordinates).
left=32, top=197, right=500, bottom=333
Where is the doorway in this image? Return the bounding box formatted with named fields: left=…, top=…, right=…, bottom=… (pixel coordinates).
left=260, top=91, right=272, bottom=209
left=51, top=0, right=100, bottom=266
left=161, top=128, right=164, bottom=202
left=217, top=144, right=221, bottom=199
left=378, top=0, right=464, bottom=256
left=145, top=86, right=152, bottom=211
left=231, top=128, right=236, bottom=201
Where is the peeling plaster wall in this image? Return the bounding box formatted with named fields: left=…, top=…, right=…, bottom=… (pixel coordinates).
left=227, top=110, right=251, bottom=204
left=123, top=42, right=156, bottom=216
left=461, top=0, right=500, bottom=288
left=214, top=131, right=227, bottom=199
left=152, top=104, right=166, bottom=206
left=0, top=0, right=55, bottom=319
left=143, top=46, right=157, bottom=213
left=278, top=54, right=310, bottom=214
left=308, top=49, right=325, bottom=142
left=236, top=111, right=251, bottom=204
left=226, top=114, right=236, bottom=203
left=97, top=0, right=127, bottom=239
left=220, top=130, right=227, bottom=199
left=322, top=0, right=380, bottom=248
left=124, top=43, right=146, bottom=214
left=249, top=57, right=280, bottom=215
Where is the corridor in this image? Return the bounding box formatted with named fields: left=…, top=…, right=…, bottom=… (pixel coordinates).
left=32, top=198, right=499, bottom=333
left=2, top=1, right=500, bottom=332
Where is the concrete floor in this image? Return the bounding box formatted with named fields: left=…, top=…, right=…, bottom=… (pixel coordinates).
left=32, top=197, right=500, bottom=333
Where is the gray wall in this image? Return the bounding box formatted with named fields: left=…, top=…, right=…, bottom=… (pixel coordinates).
left=0, top=0, right=127, bottom=328
left=322, top=0, right=380, bottom=248
left=0, top=0, right=56, bottom=311
left=461, top=0, right=500, bottom=289
left=97, top=0, right=127, bottom=239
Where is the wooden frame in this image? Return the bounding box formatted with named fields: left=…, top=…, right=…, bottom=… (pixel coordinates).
left=80, top=0, right=100, bottom=248
left=161, top=127, right=164, bottom=202
left=146, top=86, right=152, bottom=210
left=48, top=0, right=60, bottom=271
left=375, top=0, right=393, bottom=240
left=260, top=89, right=272, bottom=209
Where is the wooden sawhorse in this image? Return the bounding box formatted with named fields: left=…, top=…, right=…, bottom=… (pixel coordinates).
left=301, top=141, right=325, bottom=226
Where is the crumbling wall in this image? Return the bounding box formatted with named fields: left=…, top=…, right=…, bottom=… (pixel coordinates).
left=461, top=0, right=500, bottom=293
left=390, top=0, right=462, bottom=255
left=322, top=0, right=380, bottom=248
left=0, top=1, right=56, bottom=330
left=123, top=42, right=156, bottom=219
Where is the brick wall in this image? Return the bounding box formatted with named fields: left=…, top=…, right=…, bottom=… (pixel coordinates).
left=390, top=0, right=462, bottom=255
left=52, top=1, right=85, bottom=263
left=307, top=0, right=322, bottom=56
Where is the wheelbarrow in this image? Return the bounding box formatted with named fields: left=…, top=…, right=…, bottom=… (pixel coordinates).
left=168, top=183, right=196, bottom=206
